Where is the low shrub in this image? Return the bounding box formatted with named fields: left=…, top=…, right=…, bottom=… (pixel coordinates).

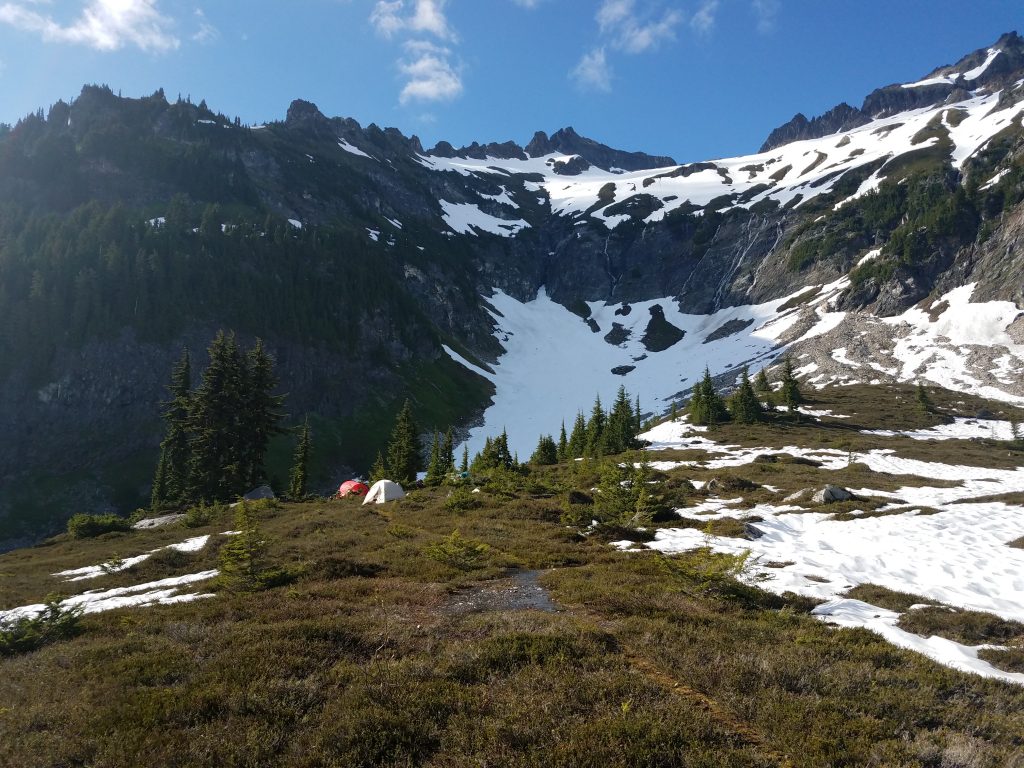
left=444, top=486, right=479, bottom=513
left=424, top=530, right=490, bottom=571
left=182, top=502, right=228, bottom=529
left=0, top=599, right=82, bottom=656
left=66, top=513, right=131, bottom=539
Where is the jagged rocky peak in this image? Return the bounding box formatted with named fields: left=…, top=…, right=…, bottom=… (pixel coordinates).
left=760, top=31, right=1024, bottom=151
left=527, top=126, right=676, bottom=171
left=760, top=103, right=870, bottom=153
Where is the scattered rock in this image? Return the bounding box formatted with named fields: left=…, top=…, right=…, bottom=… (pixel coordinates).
left=243, top=485, right=275, bottom=501
left=611, top=365, right=636, bottom=376
left=784, top=489, right=810, bottom=503
left=132, top=513, right=185, bottom=530
left=812, top=485, right=853, bottom=504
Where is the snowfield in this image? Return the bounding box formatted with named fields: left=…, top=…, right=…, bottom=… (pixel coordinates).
left=630, top=419, right=1024, bottom=685
left=447, top=279, right=1024, bottom=462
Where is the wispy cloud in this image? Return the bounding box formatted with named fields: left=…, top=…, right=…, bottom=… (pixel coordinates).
left=597, top=0, right=683, bottom=53
left=690, top=0, right=718, bottom=35
left=191, top=8, right=217, bottom=44
left=510, top=0, right=543, bottom=7
left=0, top=0, right=179, bottom=52
left=752, top=0, right=779, bottom=34
left=370, top=0, right=453, bottom=41
left=571, top=47, right=611, bottom=92
left=574, top=0, right=684, bottom=92
left=398, top=39, right=462, bottom=104
left=371, top=0, right=463, bottom=106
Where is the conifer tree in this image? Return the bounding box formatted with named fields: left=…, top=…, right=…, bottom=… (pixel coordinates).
left=585, top=394, right=605, bottom=457
left=728, top=368, right=764, bottom=424
left=916, top=381, right=934, bottom=414
left=154, top=348, right=192, bottom=507
left=441, top=428, right=455, bottom=476
left=288, top=418, right=311, bottom=500
left=385, top=399, right=422, bottom=485
left=151, top=445, right=170, bottom=510
left=755, top=368, right=771, bottom=394
left=425, top=431, right=444, bottom=486
left=460, top=445, right=469, bottom=473
left=218, top=502, right=268, bottom=592
left=780, top=357, right=803, bottom=413
left=531, top=434, right=558, bottom=465
left=241, top=339, right=286, bottom=489
left=370, top=451, right=387, bottom=483
left=603, top=385, right=635, bottom=455
left=690, top=367, right=727, bottom=426
left=557, top=421, right=568, bottom=462
left=188, top=331, right=249, bottom=501
left=568, top=411, right=587, bottom=458
left=634, top=394, right=642, bottom=434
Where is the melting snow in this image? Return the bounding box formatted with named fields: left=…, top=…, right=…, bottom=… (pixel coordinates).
left=338, top=138, right=374, bottom=159
left=447, top=280, right=851, bottom=460
left=633, top=422, right=1024, bottom=684
left=439, top=201, right=529, bottom=237
left=0, top=571, right=219, bottom=627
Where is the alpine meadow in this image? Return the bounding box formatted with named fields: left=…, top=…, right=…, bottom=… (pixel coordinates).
left=3, top=3, right=1024, bottom=765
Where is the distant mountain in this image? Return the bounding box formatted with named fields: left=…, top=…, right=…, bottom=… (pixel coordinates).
left=1, top=31, right=1023, bottom=547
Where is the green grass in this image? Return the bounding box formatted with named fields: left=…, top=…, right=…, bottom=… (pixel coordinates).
left=3, top=382, right=1024, bottom=765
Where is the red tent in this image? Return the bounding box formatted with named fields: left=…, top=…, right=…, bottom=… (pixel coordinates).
left=338, top=480, right=370, bottom=497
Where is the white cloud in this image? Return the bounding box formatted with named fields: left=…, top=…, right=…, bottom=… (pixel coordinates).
left=571, top=47, right=611, bottom=92
left=398, top=40, right=462, bottom=104
left=597, top=0, right=633, bottom=33
left=618, top=8, right=681, bottom=53
left=752, top=0, right=779, bottom=34
left=0, top=0, right=179, bottom=52
left=370, top=0, right=453, bottom=41
left=510, top=0, right=542, bottom=7
left=595, top=0, right=683, bottom=54
left=191, top=8, right=217, bottom=44
left=690, top=0, right=718, bottom=34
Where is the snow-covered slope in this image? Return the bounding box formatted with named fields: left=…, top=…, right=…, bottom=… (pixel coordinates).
left=418, top=90, right=1024, bottom=232
left=446, top=276, right=1024, bottom=458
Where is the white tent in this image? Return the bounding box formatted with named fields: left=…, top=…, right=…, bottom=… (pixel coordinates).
left=362, top=479, right=406, bottom=505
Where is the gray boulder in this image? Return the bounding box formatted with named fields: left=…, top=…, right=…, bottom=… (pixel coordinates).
left=812, top=485, right=853, bottom=504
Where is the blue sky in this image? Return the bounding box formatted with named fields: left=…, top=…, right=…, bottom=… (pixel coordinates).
left=0, top=1, right=1020, bottom=162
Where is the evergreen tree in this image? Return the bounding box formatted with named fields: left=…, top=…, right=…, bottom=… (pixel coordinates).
left=151, top=445, right=169, bottom=510
left=584, top=394, right=606, bottom=457
left=916, top=381, right=934, bottom=414
left=384, top=399, right=422, bottom=485
left=218, top=502, right=268, bottom=592
left=188, top=331, right=249, bottom=502
left=568, top=411, right=587, bottom=458
left=288, top=418, right=311, bottom=500
left=690, top=367, right=727, bottom=426
left=728, top=368, right=764, bottom=424
left=755, top=368, right=771, bottom=394
left=780, top=357, right=803, bottom=413
left=603, top=385, right=635, bottom=455
left=530, top=434, right=558, bottom=465
left=425, top=431, right=444, bottom=486
left=460, top=445, right=469, bottom=473
left=441, top=428, right=455, bottom=476
left=370, top=451, right=387, bottom=483
left=240, top=339, right=286, bottom=489
left=634, top=394, right=642, bottom=434
left=556, top=421, right=568, bottom=462
left=155, top=347, right=192, bottom=507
